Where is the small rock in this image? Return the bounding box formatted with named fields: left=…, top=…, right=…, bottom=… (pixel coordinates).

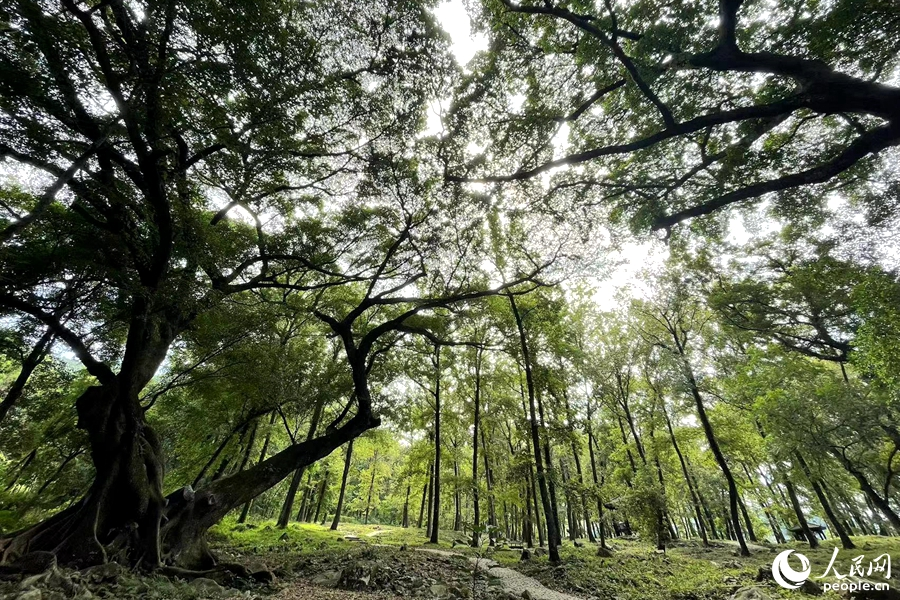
left=731, top=586, right=774, bottom=600
left=312, top=570, right=342, bottom=588
left=801, top=579, right=824, bottom=596
left=251, top=570, right=276, bottom=584
left=755, top=566, right=773, bottom=582
left=839, top=578, right=900, bottom=599
left=190, top=577, right=225, bottom=596
left=431, top=583, right=449, bottom=597
left=596, top=546, right=614, bottom=558
left=533, top=547, right=546, bottom=557
left=80, top=562, right=121, bottom=584
left=19, top=572, right=51, bottom=591
left=15, top=589, right=43, bottom=600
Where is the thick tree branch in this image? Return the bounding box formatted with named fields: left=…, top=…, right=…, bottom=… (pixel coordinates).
left=652, top=124, right=900, bottom=229
left=0, top=295, right=115, bottom=384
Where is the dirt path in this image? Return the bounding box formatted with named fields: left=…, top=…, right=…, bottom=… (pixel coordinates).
left=366, top=529, right=391, bottom=537
left=416, top=548, right=583, bottom=600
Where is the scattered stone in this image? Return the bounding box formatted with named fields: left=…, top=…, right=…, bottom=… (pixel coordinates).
left=15, top=589, right=42, bottom=600
left=520, top=549, right=531, bottom=562
left=190, top=577, right=225, bottom=596
left=800, top=579, right=824, bottom=596
left=431, top=583, right=449, bottom=597
left=338, top=562, right=374, bottom=590
left=755, top=566, right=773, bottom=582
left=596, top=546, right=614, bottom=558
left=723, top=560, right=742, bottom=569
left=251, top=569, right=276, bottom=584
left=80, top=562, right=122, bottom=584
left=839, top=578, right=900, bottom=600
left=19, top=572, right=51, bottom=591
left=533, top=547, right=546, bottom=557
left=311, top=569, right=342, bottom=588
left=731, top=586, right=774, bottom=600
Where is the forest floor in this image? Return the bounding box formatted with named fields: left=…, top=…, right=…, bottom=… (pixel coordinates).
left=3, top=521, right=900, bottom=600
left=208, top=520, right=900, bottom=600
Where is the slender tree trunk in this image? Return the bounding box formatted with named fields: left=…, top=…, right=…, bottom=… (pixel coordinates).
left=509, top=293, right=560, bottom=562
left=278, top=395, right=326, bottom=528
left=472, top=350, right=482, bottom=546
left=561, top=459, right=576, bottom=541
left=402, top=484, right=411, bottom=528
left=676, top=345, right=748, bottom=556
left=430, top=345, right=442, bottom=544
left=425, top=459, right=435, bottom=537
left=297, top=471, right=313, bottom=521
left=524, top=479, right=534, bottom=548
left=784, top=477, right=818, bottom=548
left=825, top=481, right=869, bottom=535
left=313, top=470, right=329, bottom=524
left=741, top=463, right=784, bottom=543
left=737, top=492, right=758, bottom=542
left=239, top=412, right=277, bottom=523
left=587, top=422, right=607, bottom=549
left=364, top=451, right=379, bottom=524
left=536, top=390, right=562, bottom=549
left=481, top=428, right=498, bottom=536
left=453, top=459, right=462, bottom=531
left=236, top=419, right=259, bottom=473
left=194, top=429, right=238, bottom=488
left=618, top=416, right=638, bottom=479
left=0, top=327, right=54, bottom=425
left=686, top=455, right=720, bottom=539
left=795, top=452, right=854, bottom=549
left=830, top=448, right=900, bottom=533
left=663, top=406, right=708, bottom=545
left=419, top=464, right=431, bottom=529
left=330, top=439, right=354, bottom=531
left=653, top=451, right=671, bottom=549
left=563, top=390, right=595, bottom=543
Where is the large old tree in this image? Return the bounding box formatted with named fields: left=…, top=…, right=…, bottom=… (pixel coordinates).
left=0, top=0, right=549, bottom=568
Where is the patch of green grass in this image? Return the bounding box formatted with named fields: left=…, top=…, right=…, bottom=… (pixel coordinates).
left=212, top=521, right=900, bottom=600
left=500, top=536, right=900, bottom=600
